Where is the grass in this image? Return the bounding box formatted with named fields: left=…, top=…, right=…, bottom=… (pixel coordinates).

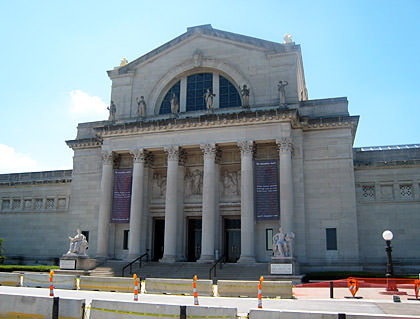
left=0, top=265, right=59, bottom=272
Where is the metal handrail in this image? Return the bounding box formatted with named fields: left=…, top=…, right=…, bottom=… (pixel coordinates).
left=209, top=254, right=225, bottom=280
left=121, top=249, right=149, bottom=277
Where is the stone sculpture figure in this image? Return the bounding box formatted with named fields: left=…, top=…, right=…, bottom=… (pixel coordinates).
left=204, top=88, right=215, bottom=112
left=277, top=80, right=288, bottom=105
left=136, top=96, right=146, bottom=118
left=66, top=229, right=88, bottom=256
left=241, top=85, right=250, bottom=108
left=120, top=57, right=128, bottom=66
left=107, top=100, right=116, bottom=121
left=223, top=171, right=240, bottom=196
left=170, top=93, right=179, bottom=114
left=272, top=227, right=294, bottom=257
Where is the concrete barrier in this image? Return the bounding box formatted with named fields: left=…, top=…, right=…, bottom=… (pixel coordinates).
left=0, top=273, right=21, bottom=286
left=89, top=299, right=237, bottom=319
left=249, top=309, right=420, bottom=319
left=145, top=277, right=213, bottom=296
left=0, top=293, right=84, bottom=319
left=89, top=299, right=179, bottom=319
left=23, top=272, right=77, bottom=289
left=217, top=280, right=293, bottom=298
left=79, top=275, right=133, bottom=292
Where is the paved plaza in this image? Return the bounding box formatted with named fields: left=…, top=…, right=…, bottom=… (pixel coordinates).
left=1, top=285, right=420, bottom=317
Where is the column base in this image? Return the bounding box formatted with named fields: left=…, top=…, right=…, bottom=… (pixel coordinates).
left=197, top=255, right=214, bottom=263
left=159, top=255, right=176, bottom=263
left=237, top=256, right=256, bottom=264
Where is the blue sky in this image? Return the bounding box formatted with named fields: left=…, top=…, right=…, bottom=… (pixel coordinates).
left=0, top=0, right=419, bottom=173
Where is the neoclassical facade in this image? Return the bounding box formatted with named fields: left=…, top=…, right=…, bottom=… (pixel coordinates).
left=1, top=25, right=419, bottom=272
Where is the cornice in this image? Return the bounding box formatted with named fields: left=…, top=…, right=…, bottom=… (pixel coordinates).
left=96, top=108, right=300, bottom=138
left=66, top=137, right=102, bottom=150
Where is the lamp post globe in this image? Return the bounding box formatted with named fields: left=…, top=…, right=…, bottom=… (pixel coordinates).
left=382, top=230, right=393, bottom=241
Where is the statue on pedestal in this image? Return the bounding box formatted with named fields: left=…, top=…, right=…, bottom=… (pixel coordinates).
left=272, top=228, right=294, bottom=257
left=204, top=88, right=215, bottom=112
left=66, top=229, right=88, bottom=256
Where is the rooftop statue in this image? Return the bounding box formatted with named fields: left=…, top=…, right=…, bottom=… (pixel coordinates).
left=66, top=229, right=88, bottom=256
left=136, top=96, right=146, bottom=118
left=277, top=80, right=288, bottom=105
left=241, top=84, right=250, bottom=108
left=170, top=93, right=179, bottom=115
left=283, top=34, right=293, bottom=44
left=120, top=57, right=128, bottom=66
left=107, top=100, right=116, bottom=121
left=204, top=88, right=215, bottom=113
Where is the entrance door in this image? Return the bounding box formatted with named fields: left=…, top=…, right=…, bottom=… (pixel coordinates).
left=153, top=219, right=165, bottom=261
left=187, top=219, right=202, bottom=262
left=224, top=218, right=241, bottom=263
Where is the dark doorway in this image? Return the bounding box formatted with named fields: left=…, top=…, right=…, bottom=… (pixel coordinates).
left=187, top=219, right=202, bottom=262
left=153, top=219, right=165, bottom=261
left=224, top=218, right=241, bottom=262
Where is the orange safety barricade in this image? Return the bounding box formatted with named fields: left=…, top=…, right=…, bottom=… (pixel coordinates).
left=347, top=277, right=359, bottom=297
left=415, top=279, right=419, bottom=299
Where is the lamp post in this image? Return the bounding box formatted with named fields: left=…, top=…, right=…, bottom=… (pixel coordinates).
left=382, top=230, right=397, bottom=291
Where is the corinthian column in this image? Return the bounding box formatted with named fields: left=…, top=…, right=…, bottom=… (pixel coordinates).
left=160, top=145, right=179, bottom=263
left=128, top=149, right=146, bottom=259
left=198, top=143, right=216, bottom=263
left=97, top=151, right=114, bottom=258
left=277, top=137, right=294, bottom=235
left=237, top=140, right=256, bottom=263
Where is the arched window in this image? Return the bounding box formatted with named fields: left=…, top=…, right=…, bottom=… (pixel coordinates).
left=159, top=72, right=242, bottom=114
left=160, top=81, right=180, bottom=114
left=186, top=73, right=212, bottom=112
left=219, top=75, right=242, bottom=108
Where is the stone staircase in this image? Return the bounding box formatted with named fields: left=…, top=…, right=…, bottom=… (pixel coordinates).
left=92, top=260, right=270, bottom=282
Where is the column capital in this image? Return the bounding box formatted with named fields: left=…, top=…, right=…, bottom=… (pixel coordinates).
left=237, top=140, right=254, bottom=156
left=101, top=151, right=114, bottom=165
left=200, top=143, right=217, bottom=160
left=130, top=149, right=146, bottom=163
left=276, top=137, right=293, bottom=154
left=164, top=145, right=179, bottom=162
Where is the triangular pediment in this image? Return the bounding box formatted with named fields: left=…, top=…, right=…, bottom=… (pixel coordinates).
left=110, top=24, right=300, bottom=76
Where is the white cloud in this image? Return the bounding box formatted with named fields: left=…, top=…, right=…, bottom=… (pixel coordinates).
left=69, top=90, right=108, bottom=116
left=0, top=144, right=39, bottom=174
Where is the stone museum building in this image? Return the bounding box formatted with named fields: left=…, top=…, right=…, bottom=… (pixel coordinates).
left=0, top=25, right=419, bottom=272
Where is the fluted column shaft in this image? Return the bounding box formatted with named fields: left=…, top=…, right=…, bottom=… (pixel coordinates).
left=277, top=137, right=294, bottom=234
left=238, top=140, right=256, bottom=263
left=97, top=152, right=114, bottom=258
left=128, top=149, right=145, bottom=259
left=161, top=146, right=179, bottom=263
left=198, top=144, right=216, bottom=263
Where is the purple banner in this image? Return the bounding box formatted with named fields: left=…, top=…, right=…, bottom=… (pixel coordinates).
left=255, top=160, right=280, bottom=220
left=111, top=169, right=133, bottom=223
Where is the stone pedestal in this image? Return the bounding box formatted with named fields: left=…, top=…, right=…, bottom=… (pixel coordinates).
left=59, top=255, right=96, bottom=271
left=269, top=256, right=299, bottom=275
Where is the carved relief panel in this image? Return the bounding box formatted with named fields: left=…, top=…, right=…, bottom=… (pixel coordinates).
left=220, top=165, right=241, bottom=201
left=184, top=167, right=203, bottom=199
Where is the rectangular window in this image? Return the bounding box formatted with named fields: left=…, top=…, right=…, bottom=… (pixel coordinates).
left=266, top=229, right=273, bottom=250
left=12, top=199, right=21, bottom=210
left=123, top=230, right=129, bottom=250
left=326, top=228, right=337, bottom=250
left=46, top=198, right=55, bottom=209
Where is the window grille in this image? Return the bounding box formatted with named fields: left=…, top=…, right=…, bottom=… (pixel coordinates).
left=361, top=185, right=375, bottom=200
left=400, top=184, right=413, bottom=199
